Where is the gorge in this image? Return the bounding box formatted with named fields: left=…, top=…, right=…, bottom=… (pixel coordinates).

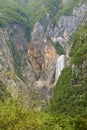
left=0, top=0, right=87, bottom=100
left=0, top=1, right=87, bottom=129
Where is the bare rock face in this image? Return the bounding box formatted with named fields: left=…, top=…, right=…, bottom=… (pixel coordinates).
left=0, top=28, right=26, bottom=96
left=0, top=28, right=14, bottom=72
left=28, top=39, right=57, bottom=80
left=62, top=0, right=69, bottom=4
left=47, top=4, right=87, bottom=53
left=8, top=24, right=28, bottom=52
left=0, top=28, right=36, bottom=98
left=46, top=3, right=87, bottom=68
left=0, top=23, right=57, bottom=99
left=31, top=22, right=44, bottom=41
left=28, top=22, right=58, bottom=88
left=6, top=25, right=36, bottom=86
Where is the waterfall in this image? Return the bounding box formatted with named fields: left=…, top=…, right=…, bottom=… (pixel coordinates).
left=55, top=55, right=65, bottom=83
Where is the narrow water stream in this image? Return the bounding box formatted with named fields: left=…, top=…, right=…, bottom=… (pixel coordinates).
left=55, top=55, right=65, bottom=83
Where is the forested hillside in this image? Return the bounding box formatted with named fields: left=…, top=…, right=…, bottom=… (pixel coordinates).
left=50, top=23, right=87, bottom=116
left=0, top=0, right=84, bottom=28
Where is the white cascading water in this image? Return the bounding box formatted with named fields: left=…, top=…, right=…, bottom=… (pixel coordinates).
left=55, top=55, right=65, bottom=83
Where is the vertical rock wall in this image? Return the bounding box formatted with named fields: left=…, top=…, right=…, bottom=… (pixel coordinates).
left=28, top=22, right=58, bottom=88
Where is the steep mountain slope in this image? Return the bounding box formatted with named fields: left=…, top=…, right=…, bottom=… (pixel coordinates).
left=50, top=22, right=87, bottom=116
left=0, top=0, right=84, bottom=29
left=0, top=28, right=36, bottom=98
left=0, top=0, right=87, bottom=107
left=0, top=0, right=87, bottom=129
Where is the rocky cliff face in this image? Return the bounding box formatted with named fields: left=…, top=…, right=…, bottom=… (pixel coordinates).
left=0, top=29, right=14, bottom=72
left=27, top=3, right=87, bottom=87
left=0, top=26, right=37, bottom=98
left=47, top=4, right=87, bottom=53
left=7, top=24, right=36, bottom=86
left=0, top=28, right=27, bottom=96
left=0, top=0, right=87, bottom=100
left=28, top=22, right=58, bottom=89
left=62, top=0, right=69, bottom=4
left=0, top=23, right=58, bottom=99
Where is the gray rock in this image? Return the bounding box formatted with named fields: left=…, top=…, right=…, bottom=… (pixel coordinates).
left=0, top=64, right=2, bottom=71
left=31, top=22, right=44, bottom=41
left=0, top=27, right=36, bottom=97
left=47, top=4, right=87, bottom=53
left=28, top=22, right=58, bottom=88
left=62, top=0, right=69, bottom=4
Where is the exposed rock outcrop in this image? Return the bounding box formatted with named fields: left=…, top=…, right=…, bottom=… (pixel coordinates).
left=7, top=25, right=36, bottom=86
left=0, top=29, right=14, bottom=72
left=28, top=22, right=58, bottom=88
left=62, top=0, right=69, bottom=4
left=47, top=4, right=87, bottom=53
left=0, top=27, right=36, bottom=97
left=7, top=24, right=28, bottom=52
left=1, top=1, right=87, bottom=100
left=0, top=28, right=26, bottom=96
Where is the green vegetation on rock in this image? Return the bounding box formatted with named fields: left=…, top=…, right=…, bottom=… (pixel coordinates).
left=0, top=80, right=10, bottom=101
left=0, top=0, right=83, bottom=28
left=0, top=0, right=87, bottom=129
left=53, top=41, right=65, bottom=55
left=50, top=24, right=87, bottom=117
left=0, top=97, right=87, bottom=130
left=0, top=94, right=87, bottom=130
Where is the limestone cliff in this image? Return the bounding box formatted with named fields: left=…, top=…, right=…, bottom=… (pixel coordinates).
left=0, top=28, right=26, bottom=96
left=0, top=27, right=37, bottom=98
left=7, top=24, right=36, bottom=86
left=47, top=4, right=87, bottom=53
left=28, top=22, right=58, bottom=88
left=0, top=0, right=87, bottom=101
left=27, top=2, right=87, bottom=87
